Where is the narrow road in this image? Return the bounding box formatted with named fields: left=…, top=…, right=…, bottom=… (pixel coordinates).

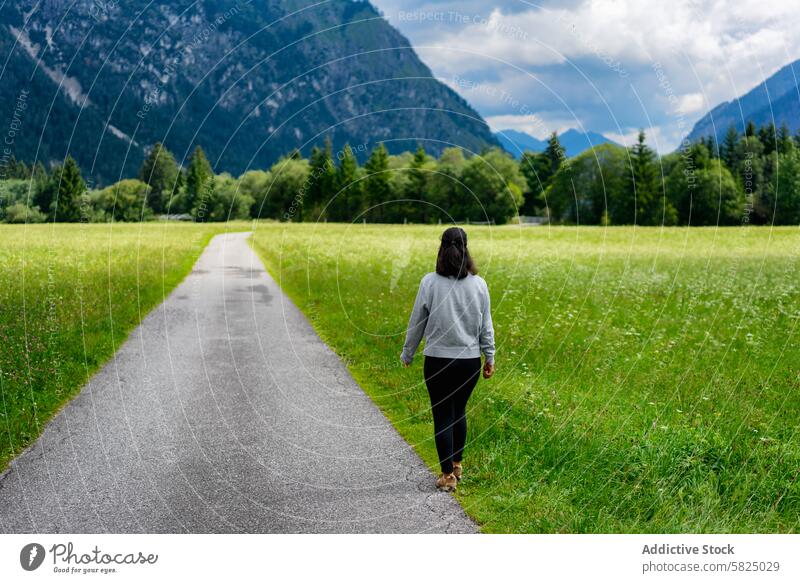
left=0, top=232, right=476, bottom=533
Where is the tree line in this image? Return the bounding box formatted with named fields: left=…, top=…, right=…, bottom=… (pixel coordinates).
left=530, top=122, right=800, bottom=225
left=1, top=122, right=799, bottom=225
left=0, top=142, right=526, bottom=224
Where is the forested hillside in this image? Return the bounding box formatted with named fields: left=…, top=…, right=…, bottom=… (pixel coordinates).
left=0, top=0, right=497, bottom=185
left=687, top=59, right=800, bottom=143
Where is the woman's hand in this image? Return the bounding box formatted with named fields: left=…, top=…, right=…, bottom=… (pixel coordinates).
left=483, top=361, right=495, bottom=379
left=400, top=356, right=410, bottom=368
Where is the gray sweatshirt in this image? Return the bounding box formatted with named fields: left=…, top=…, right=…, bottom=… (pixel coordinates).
left=401, top=272, right=495, bottom=365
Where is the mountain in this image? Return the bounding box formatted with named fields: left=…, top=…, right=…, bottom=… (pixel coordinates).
left=687, top=59, right=800, bottom=143
left=558, top=130, right=620, bottom=158
left=0, top=0, right=497, bottom=185
left=495, top=129, right=546, bottom=155
left=496, top=128, right=618, bottom=158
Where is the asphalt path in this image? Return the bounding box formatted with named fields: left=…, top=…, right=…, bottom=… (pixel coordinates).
left=0, top=231, right=476, bottom=533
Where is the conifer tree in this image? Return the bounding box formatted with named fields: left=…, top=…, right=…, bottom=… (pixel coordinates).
left=363, top=143, right=390, bottom=222
left=5, top=155, right=30, bottom=179
left=33, top=164, right=55, bottom=216
left=185, top=145, right=213, bottom=213
left=50, top=156, right=87, bottom=222
left=543, top=131, right=565, bottom=175
left=620, top=130, right=659, bottom=225
left=408, top=145, right=428, bottom=197
left=307, top=139, right=336, bottom=219
left=138, top=142, right=180, bottom=214
left=704, top=136, right=718, bottom=158
left=722, top=126, right=739, bottom=169
left=517, top=133, right=565, bottom=217
left=333, top=144, right=359, bottom=221
left=307, top=145, right=324, bottom=211
left=407, top=145, right=429, bottom=221
left=734, top=135, right=766, bottom=223
left=518, top=151, right=551, bottom=215
left=31, top=161, right=47, bottom=184
left=191, top=175, right=216, bottom=222
left=777, top=122, right=794, bottom=155
left=174, top=166, right=185, bottom=197
left=759, top=123, right=777, bottom=155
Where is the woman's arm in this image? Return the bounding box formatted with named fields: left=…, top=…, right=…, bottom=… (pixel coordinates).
left=400, top=278, right=429, bottom=365
left=479, top=280, right=496, bottom=370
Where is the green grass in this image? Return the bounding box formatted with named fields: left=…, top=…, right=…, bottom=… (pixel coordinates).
left=0, top=221, right=249, bottom=472
left=251, top=223, right=800, bottom=533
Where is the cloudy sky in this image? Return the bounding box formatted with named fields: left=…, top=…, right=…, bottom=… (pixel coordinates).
left=370, top=0, right=800, bottom=151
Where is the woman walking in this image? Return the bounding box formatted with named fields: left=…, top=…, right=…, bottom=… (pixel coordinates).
left=400, top=227, right=495, bottom=492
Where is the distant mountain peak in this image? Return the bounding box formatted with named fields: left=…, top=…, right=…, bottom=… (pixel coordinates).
left=687, top=59, right=800, bottom=143
left=495, top=128, right=619, bottom=158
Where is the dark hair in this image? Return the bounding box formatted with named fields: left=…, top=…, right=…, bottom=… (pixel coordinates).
left=436, top=227, right=477, bottom=279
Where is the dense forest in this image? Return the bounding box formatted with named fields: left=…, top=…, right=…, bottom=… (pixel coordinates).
left=539, top=122, right=800, bottom=226
left=1, top=121, right=799, bottom=225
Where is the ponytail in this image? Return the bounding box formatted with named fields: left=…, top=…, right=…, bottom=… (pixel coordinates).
left=436, top=227, right=477, bottom=279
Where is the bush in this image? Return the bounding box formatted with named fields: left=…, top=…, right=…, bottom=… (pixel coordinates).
left=460, top=148, right=526, bottom=224
left=192, top=174, right=254, bottom=222
left=0, top=179, right=33, bottom=206
left=3, top=202, right=46, bottom=223
left=91, top=179, right=153, bottom=222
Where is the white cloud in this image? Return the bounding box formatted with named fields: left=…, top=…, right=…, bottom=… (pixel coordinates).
left=405, top=0, right=800, bottom=75
left=677, top=93, right=705, bottom=115
left=603, top=124, right=684, bottom=153
left=603, top=128, right=647, bottom=148
left=373, top=0, right=800, bottom=152
left=485, top=114, right=578, bottom=139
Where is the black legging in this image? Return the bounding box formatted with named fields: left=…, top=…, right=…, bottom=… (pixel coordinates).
left=423, top=356, right=482, bottom=474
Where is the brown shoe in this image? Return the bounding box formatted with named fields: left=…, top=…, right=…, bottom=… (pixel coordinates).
left=452, top=462, right=462, bottom=481
left=436, top=472, right=457, bottom=492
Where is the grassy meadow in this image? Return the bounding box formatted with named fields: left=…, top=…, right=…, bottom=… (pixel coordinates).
left=0, top=222, right=249, bottom=471
left=251, top=223, right=800, bottom=533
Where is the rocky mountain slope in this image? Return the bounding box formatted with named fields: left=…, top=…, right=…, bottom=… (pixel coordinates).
left=0, top=0, right=497, bottom=184
left=687, top=59, right=800, bottom=143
